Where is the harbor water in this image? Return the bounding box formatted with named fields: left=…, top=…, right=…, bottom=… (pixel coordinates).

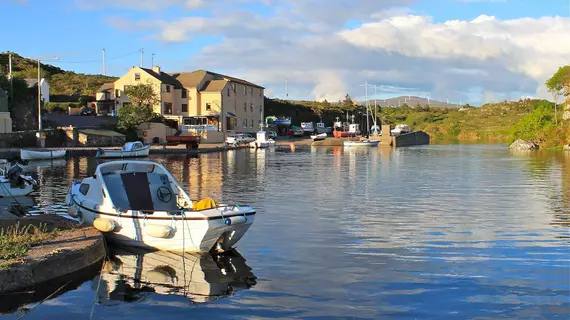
left=1, top=144, right=569, bottom=319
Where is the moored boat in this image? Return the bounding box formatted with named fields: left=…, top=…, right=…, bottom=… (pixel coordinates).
left=96, top=141, right=151, bottom=158
left=310, top=133, right=327, bottom=141
left=343, top=140, right=380, bottom=147
left=65, top=160, right=256, bottom=252
left=249, top=131, right=276, bottom=148
left=20, top=149, right=67, bottom=161
left=0, top=160, right=39, bottom=197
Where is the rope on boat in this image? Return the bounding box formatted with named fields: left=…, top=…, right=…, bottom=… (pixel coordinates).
left=89, top=236, right=110, bottom=320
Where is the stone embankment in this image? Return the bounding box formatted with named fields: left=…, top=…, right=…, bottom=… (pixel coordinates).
left=0, top=215, right=105, bottom=294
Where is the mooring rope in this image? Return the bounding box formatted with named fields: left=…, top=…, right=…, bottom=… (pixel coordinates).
left=16, top=280, right=73, bottom=320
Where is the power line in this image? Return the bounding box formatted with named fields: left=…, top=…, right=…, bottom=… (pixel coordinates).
left=52, top=50, right=140, bottom=64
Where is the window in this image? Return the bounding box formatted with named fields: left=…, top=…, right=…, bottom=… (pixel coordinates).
left=244, top=102, right=247, bottom=112
left=243, top=119, right=247, bottom=128
left=181, top=89, right=187, bottom=98
left=244, top=85, right=247, bottom=95
left=206, top=103, right=211, bottom=111
left=250, top=87, right=253, bottom=95
left=165, top=85, right=171, bottom=93
left=250, top=119, right=254, bottom=128
left=250, top=103, right=254, bottom=112
left=164, top=102, right=173, bottom=114
left=134, top=73, right=140, bottom=80
left=181, top=104, right=188, bottom=112
left=115, top=89, right=120, bottom=98
left=79, top=183, right=90, bottom=195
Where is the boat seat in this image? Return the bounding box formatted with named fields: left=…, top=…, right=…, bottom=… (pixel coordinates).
left=191, top=197, right=217, bottom=211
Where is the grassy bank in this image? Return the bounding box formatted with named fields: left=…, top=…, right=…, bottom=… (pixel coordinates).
left=0, top=222, right=58, bottom=269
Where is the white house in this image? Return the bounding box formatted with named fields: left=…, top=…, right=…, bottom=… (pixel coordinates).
left=25, top=78, right=50, bottom=102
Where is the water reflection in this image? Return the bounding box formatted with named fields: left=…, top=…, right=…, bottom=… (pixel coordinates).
left=93, top=247, right=256, bottom=305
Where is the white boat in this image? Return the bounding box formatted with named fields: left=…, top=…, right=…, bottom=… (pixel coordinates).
left=0, top=160, right=39, bottom=197
left=96, top=141, right=151, bottom=158
left=248, top=131, right=276, bottom=148
left=20, top=149, right=67, bottom=161
left=343, top=140, right=380, bottom=147
left=93, top=247, right=256, bottom=305
left=390, top=124, right=412, bottom=136
left=65, top=160, right=256, bottom=252
left=310, top=133, right=327, bottom=141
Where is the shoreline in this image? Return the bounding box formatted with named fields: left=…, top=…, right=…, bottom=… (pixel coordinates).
left=0, top=215, right=105, bottom=294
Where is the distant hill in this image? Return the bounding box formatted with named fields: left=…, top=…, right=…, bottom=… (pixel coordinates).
left=359, top=96, right=465, bottom=108
left=0, top=52, right=118, bottom=99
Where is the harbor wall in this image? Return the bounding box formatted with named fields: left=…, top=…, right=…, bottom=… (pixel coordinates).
left=0, top=129, right=65, bottom=149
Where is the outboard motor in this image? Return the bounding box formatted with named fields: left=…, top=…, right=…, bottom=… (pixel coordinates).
left=6, top=163, right=23, bottom=181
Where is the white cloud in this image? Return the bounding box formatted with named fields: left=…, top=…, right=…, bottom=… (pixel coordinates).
left=101, top=0, right=570, bottom=104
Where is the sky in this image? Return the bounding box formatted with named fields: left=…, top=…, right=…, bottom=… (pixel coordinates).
left=1, top=0, right=570, bottom=105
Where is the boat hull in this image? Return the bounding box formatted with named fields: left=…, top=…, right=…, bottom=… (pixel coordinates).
left=96, top=146, right=151, bottom=158
left=20, top=149, right=67, bottom=161
left=343, top=140, right=380, bottom=147
left=0, top=182, right=35, bottom=197
left=248, top=141, right=276, bottom=148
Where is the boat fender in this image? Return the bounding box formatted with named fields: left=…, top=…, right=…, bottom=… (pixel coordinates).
left=93, top=217, right=116, bottom=233
left=224, top=216, right=247, bottom=225
left=67, top=206, right=78, bottom=217
left=145, top=224, right=173, bottom=238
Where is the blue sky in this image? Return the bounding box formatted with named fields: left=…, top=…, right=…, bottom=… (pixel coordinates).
left=2, top=0, right=570, bottom=105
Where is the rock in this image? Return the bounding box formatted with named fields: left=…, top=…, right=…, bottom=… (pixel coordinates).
left=509, top=139, right=539, bottom=150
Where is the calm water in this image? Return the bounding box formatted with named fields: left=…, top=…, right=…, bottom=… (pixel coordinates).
left=1, top=144, right=569, bottom=319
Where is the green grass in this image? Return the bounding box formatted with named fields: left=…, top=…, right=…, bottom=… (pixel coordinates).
left=0, top=223, right=57, bottom=267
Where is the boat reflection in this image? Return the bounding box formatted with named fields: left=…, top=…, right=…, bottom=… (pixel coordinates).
left=93, top=247, right=257, bottom=305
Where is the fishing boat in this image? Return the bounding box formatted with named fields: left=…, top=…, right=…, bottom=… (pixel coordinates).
left=0, top=160, right=39, bottom=197
left=65, top=160, right=256, bottom=252
left=93, top=247, right=256, bottom=305
left=310, top=133, right=327, bottom=141
left=20, top=149, right=67, bottom=161
left=249, top=131, right=276, bottom=148
left=96, top=141, right=151, bottom=158
left=343, top=140, right=380, bottom=147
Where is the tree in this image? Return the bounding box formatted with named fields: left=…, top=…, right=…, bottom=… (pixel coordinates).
left=342, top=94, right=354, bottom=110
left=117, top=83, right=160, bottom=131
left=546, top=65, right=570, bottom=124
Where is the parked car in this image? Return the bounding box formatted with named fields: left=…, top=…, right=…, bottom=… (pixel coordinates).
left=80, top=107, right=95, bottom=116
left=226, top=134, right=255, bottom=145
left=267, top=131, right=278, bottom=139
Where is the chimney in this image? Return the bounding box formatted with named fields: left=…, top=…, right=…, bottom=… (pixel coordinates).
left=152, top=65, right=161, bottom=73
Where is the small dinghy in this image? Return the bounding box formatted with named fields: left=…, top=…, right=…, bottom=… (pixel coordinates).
left=20, top=149, right=67, bottom=161
left=248, top=131, right=276, bottom=149
left=0, top=160, right=39, bottom=197
left=343, top=139, right=380, bottom=147
left=96, top=141, right=151, bottom=158
left=65, top=160, right=256, bottom=253
left=310, top=133, right=327, bottom=141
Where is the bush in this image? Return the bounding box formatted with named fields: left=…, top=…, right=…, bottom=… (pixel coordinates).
left=508, top=100, right=555, bottom=142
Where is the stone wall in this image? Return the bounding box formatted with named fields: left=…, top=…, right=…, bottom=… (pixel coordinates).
left=0, top=129, right=65, bottom=148
left=77, top=129, right=125, bottom=147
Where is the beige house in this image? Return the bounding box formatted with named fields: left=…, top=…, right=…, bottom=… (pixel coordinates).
left=111, top=66, right=264, bottom=143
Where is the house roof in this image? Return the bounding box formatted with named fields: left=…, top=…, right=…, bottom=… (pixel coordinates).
left=140, top=68, right=183, bottom=89
left=170, top=70, right=208, bottom=89
left=202, top=80, right=228, bottom=92
left=170, top=69, right=264, bottom=90
left=97, top=82, right=114, bottom=92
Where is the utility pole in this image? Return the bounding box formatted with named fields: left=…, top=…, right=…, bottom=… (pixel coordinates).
left=36, top=57, right=59, bottom=147
left=8, top=52, right=13, bottom=107
left=140, top=48, right=144, bottom=67
left=102, top=48, right=106, bottom=76
left=151, top=53, right=155, bottom=68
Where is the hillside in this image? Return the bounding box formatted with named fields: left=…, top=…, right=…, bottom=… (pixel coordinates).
left=0, top=52, right=118, bottom=99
